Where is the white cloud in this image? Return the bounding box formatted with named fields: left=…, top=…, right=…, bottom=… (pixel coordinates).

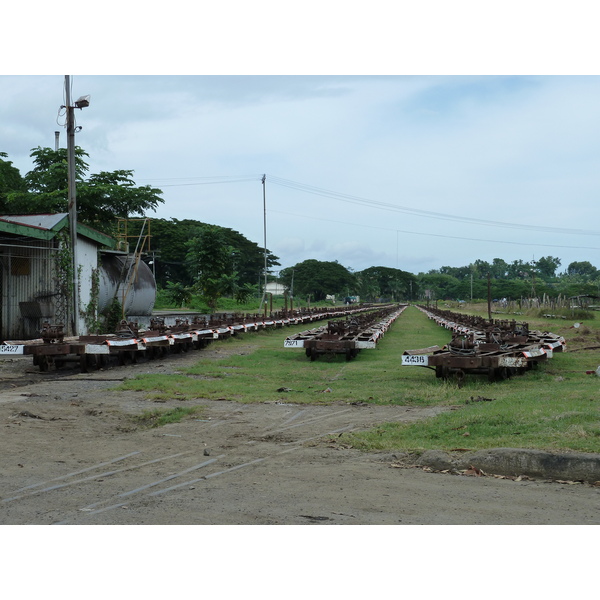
left=3, top=75, right=600, bottom=275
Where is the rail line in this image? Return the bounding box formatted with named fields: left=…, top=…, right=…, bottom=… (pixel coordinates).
left=283, top=304, right=406, bottom=360
left=1, top=304, right=387, bottom=373
left=402, top=305, right=566, bottom=382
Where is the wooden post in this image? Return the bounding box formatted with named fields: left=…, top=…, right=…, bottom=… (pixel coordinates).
left=487, top=272, right=492, bottom=321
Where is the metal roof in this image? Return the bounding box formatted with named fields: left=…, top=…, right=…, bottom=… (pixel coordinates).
left=0, top=213, right=115, bottom=248
left=0, top=213, right=67, bottom=230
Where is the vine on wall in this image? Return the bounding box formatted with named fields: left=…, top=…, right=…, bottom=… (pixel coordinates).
left=80, top=266, right=102, bottom=333
left=53, top=230, right=73, bottom=328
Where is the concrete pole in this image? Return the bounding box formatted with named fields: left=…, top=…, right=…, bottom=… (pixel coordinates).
left=259, top=174, right=267, bottom=310
left=65, top=75, right=79, bottom=336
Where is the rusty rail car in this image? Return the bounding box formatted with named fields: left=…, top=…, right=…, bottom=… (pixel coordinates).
left=283, top=304, right=406, bottom=360
left=401, top=305, right=566, bottom=382
left=0, top=304, right=388, bottom=372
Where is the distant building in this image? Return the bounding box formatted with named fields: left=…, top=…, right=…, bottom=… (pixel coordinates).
left=265, top=281, right=287, bottom=296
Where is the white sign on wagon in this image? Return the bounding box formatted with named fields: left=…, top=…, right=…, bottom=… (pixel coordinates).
left=284, top=339, right=304, bottom=348
left=0, top=344, right=24, bottom=354
left=401, top=354, right=429, bottom=366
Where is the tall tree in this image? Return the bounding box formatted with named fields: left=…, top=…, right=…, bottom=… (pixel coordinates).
left=4, top=147, right=163, bottom=234
left=506, top=259, right=530, bottom=280
left=149, top=218, right=279, bottom=289
left=0, top=152, right=26, bottom=211
left=356, top=266, right=416, bottom=300
left=185, top=225, right=238, bottom=312
left=567, top=260, right=598, bottom=280
left=490, top=258, right=509, bottom=279
left=535, top=256, right=561, bottom=280
left=280, top=259, right=356, bottom=302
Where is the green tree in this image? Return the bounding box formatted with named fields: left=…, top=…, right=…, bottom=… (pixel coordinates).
left=490, top=258, right=509, bottom=279
left=418, top=273, right=462, bottom=300
left=566, top=260, right=598, bottom=280
left=149, top=218, right=279, bottom=289
left=356, top=272, right=380, bottom=302
left=164, top=281, right=193, bottom=308
left=4, top=147, right=163, bottom=234
left=471, top=259, right=492, bottom=279
left=185, top=225, right=237, bottom=312
left=535, top=256, right=561, bottom=280
left=506, top=259, right=530, bottom=279
left=219, top=226, right=280, bottom=287
left=356, top=266, right=416, bottom=300
left=0, top=152, right=26, bottom=211
left=280, top=259, right=356, bottom=302
left=439, top=265, right=471, bottom=280
left=235, top=283, right=258, bottom=304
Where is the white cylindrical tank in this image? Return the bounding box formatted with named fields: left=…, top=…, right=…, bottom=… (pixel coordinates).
left=98, top=251, right=156, bottom=316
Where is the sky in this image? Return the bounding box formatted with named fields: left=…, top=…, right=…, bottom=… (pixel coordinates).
left=3, top=5, right=600, bottom=282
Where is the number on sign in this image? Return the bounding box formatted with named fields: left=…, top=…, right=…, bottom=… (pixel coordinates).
left=401, top=354, right=428, bottom=366
left=0, top=344, right=24, bottom=355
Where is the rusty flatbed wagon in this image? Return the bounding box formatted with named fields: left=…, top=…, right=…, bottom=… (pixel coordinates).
left=283, top=304, right=406, bottom=360
left=402, top=305, right=566, bottom=382
left=1, top=304, right=391, bottom=372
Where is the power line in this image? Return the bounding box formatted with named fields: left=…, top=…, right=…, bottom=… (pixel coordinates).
left=267, top=175, right=600, bottom=237
left=136, top=175, right=262, bottom=187
left=269, top=208, right=600, bottom=252
left=136, top=172, right=600, bottom=238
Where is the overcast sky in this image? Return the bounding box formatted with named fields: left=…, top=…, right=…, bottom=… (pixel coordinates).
left=3, top=7, right=600, bottom=277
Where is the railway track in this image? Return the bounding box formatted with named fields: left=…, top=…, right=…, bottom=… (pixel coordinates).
left=1, top=304, right=385, bottom=373
left=283, top=303, right=405, bottom=360
left=402, top=305, right=566, bottom=382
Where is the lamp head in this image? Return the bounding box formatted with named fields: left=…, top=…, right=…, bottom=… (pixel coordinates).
left=74, top=95, right=90, bottom=109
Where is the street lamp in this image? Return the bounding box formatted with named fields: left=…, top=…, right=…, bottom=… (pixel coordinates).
left=63, top=75, right=90, bottom=336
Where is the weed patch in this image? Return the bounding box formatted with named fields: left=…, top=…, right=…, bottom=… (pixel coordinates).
left=132, top=406, right=203, bottom=429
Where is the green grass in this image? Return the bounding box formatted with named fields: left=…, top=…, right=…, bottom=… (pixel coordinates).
left=116, top=305, right=600, bottom=453
left=132, top=406, right=203, bottom=428
left=346, top=367, right=600, bottom=453
left=119, top=311, right=456, bottom=405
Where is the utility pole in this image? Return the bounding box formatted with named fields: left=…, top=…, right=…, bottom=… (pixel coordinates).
left=259, top=174, right=268, bottom=311
left=63, top=76, right=90, bottom=336
left=65, top=75, right=79, bottom=336
left=487, top=272, right=492, bottom=321
left=471, top=272, right=473, bottom=302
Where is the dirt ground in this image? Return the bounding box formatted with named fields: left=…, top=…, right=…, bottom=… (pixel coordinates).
left=1, top=346, right=599, bottom=525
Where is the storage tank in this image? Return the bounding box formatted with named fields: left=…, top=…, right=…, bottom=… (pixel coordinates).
left=97, top=251, right=156, bottom=316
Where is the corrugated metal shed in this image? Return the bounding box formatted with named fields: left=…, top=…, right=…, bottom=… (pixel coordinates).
left=0, top=214, right=115, bottom=340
